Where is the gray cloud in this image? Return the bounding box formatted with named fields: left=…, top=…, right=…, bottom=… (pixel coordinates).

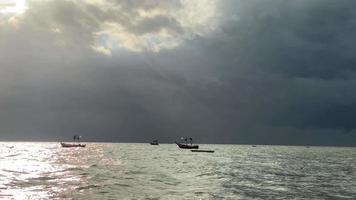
left=0, top=0, right=355, bottom=146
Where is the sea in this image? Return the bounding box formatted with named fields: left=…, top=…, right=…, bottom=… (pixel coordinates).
left=0, top=142, right=355, bottom=200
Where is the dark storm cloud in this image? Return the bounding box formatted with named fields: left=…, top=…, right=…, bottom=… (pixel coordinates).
left=213, top=0, right=356, bottom=132
left=0, top=0, right=355, bottom=146
left=218, top=0, right=356, bottom=80
left=164, top=0, right=356, bottom=145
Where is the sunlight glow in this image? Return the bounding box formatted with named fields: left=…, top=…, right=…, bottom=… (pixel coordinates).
left=92, top=0, right=219, bottom=53
left=0, top=0, right=27, bottom=14
left=0, top=0, right=219, bottom=54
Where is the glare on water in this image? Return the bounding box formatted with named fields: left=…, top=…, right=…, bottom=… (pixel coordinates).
left=0, top=142, right=96, bottom=199
left=0, top=143, right=355, bottom=200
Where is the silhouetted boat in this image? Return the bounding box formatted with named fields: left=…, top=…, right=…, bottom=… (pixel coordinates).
left=176, top=142, right=199, bottom=149
left=61, top=142, right=86, bottom=148
left=175, top=137, right=199, bottom=149
left=60, top=135, right=86, bottom=148
left=150, top=140, right=159, bottom=145
left=191, top=149, right=214, bottom=153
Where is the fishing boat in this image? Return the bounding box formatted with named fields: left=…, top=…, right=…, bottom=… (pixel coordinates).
left=176, top=142, right=199, bottom=149
left=150, top=140, right=159, bottom=145
left=61, top=142, right=86, bottom=148
left=60, top=135, right=86, bottom=148
left=175, top=137, right=199, bottom=149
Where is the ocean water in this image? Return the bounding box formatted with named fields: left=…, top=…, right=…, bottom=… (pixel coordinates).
left=0, top=143, right=355, bottom=200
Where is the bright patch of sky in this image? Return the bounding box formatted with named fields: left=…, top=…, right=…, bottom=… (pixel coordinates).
left=1, top=0, right=220, bottom=54
left=0, top=0, right=27, bottom=14
left=91, top=0, right=219, bottom=54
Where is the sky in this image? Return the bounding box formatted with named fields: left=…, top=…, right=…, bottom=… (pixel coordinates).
left=0, top=0, right=355, bottom=146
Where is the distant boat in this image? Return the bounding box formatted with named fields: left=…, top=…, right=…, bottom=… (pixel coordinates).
left=191, top=149, right=214, bottom=153
left=175, top=137, right=199, bottom=149
left=61, top=142, right=86, bottom=148
left=176, top=142, right=199, bottom=149
left=150, top=140, right=159, bottom=145
left=60, top=135, right=86, bottom=148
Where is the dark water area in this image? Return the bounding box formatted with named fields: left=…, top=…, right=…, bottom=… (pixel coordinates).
left=0, top=143, right=355, bottom=199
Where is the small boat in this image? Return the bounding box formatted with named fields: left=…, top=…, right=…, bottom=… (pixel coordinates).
left=60, top=135, right=86, bottom=148
left=150, top=140, right=159, bottom=145
left=191, top=149, right=214, bottom=153
left=175, top=137, right=199, bottom=149
left=176, top=142, right=199, bottom=149
left=61, top=142, right=86, bottom=148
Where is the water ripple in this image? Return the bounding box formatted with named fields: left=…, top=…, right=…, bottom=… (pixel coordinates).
left=0, top=143, right=355, bottom=199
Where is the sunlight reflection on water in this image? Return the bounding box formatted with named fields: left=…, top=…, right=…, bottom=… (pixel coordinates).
left=0, top=143, right=355, bottom=199
left=0, top=142, right=96, bottom=199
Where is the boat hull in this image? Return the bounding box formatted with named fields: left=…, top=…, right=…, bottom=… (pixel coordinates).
left=60, top=142, right=86, bottom=148
left=175, top=142, right=199, bottom=149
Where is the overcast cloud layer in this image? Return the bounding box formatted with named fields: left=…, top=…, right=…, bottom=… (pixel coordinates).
left=0, top=0, right=355, bottom=146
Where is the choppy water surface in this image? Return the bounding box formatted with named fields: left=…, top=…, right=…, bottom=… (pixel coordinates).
left=0, top=143, right=355, bottom=199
